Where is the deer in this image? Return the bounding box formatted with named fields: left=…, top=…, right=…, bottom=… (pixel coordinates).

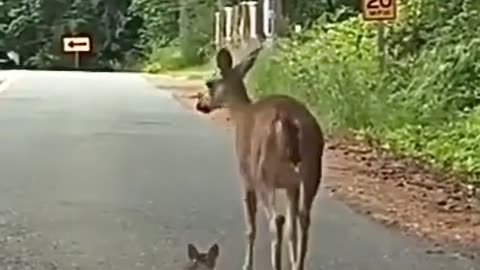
left=183, top=243, right=220, bottom=270
left=195, top=46, right=324, bottom=270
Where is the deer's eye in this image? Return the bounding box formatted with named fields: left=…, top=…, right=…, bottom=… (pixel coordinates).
left=205, top=80, right=214, bottom=89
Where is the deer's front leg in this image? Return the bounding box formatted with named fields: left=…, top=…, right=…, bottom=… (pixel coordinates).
left=242, top=189, right=257, bottom=270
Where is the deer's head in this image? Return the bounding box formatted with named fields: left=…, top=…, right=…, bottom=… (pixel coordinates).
left=196, top=47, right=262, bottom=114
left=183, top=243, right=220, bottom=270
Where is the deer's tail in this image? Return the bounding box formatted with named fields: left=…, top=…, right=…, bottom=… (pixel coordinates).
left=273, top=112, right=323, bottom=211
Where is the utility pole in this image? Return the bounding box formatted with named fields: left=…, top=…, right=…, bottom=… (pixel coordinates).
left=274, top=0, right=282, bottom=36
left=217, top=0, right=225, bottom=48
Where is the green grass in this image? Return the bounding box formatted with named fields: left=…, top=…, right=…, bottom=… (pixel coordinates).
left=165, top=62, right=212, bottom=79
left=142, top=46, right=190, bottom=73
left=141, top=45, right=214, bottom=81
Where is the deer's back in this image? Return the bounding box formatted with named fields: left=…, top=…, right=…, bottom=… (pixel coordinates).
left=252, top=95, right=322, bottom=130
left=235, top=94, right=324, bottom=189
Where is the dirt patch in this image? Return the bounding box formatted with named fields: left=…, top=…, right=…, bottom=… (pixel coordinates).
left=325, top=137, right=480, bottom=259
left=147, top=74, right=480, bottom=259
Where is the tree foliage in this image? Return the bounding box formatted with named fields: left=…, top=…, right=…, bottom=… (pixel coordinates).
left=0, top=0, right=219, bottom=69
left=0, top=0, right=138, bottom=69
left=179, top=0, right=215, bottom=64
left=0, top=0, right=357, bottom=70
left=130, top=0, right=180, bottom=53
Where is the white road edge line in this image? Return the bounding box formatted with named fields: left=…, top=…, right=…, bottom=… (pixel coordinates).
left=0, top=70, right=25, bottom=93
left=0, top=78, right=12, bottom=93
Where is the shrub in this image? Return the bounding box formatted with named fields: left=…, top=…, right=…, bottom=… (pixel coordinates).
left=142, top=45, right=188, bottom=73
left=134, top=0, right=215, bottom=72
left=384, top=108, right=480, bottom=182
left=248, top=1, right=480, bottom=184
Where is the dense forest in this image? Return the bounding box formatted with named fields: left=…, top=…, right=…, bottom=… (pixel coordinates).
left=0, top=0, right=199, bottom=70
left=0, top=0, right=358, bottom=70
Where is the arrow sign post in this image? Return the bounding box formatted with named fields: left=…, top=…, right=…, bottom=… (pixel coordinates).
left=62, top=36, right=92, bottom=69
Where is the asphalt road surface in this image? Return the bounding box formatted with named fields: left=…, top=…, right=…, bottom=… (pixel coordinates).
left=0, top=70, right=477, bottom=270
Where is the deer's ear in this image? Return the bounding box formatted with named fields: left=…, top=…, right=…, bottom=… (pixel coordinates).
left=216, top=48, right=233, bottom=73
left=187, top=244, right=200, bottom=261
left=233, top=46, right=262, bottom=78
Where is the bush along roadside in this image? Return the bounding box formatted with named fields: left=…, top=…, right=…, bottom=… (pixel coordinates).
left=139, top=0, right=216, bottom=74
left=247, top=2, right=480, bottom=186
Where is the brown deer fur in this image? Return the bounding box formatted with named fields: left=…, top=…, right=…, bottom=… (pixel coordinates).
left=196, top=47, right=324, bottom=270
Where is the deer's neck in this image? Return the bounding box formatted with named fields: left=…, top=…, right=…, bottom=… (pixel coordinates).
left=225, top=82, right=253, bottom=124
left=228, top=94, right=252, bottom=123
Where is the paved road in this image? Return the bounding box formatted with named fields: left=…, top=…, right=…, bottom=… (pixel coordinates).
left=0, top=70, right=477, bottom=270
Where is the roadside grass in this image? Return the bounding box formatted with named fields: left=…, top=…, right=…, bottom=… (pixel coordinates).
left=141, top=45, right=213, bottom=80
left=247, top=6, right=480, bottom=185
left=164, top=63, right=212, bottom=80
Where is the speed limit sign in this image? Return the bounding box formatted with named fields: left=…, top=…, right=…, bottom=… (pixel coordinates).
left=362, top=0, right=397, bottom=21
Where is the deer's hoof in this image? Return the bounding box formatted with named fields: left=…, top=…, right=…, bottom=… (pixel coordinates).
left=242, top=264, right=253, bottom=270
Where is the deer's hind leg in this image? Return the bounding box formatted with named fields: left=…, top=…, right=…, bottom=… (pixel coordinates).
left=296, top=166, right=322, bottom=270
left=296, top=188, right=312, bottom=270
left=255, top=133, right=285, bottom=270
left=242, top=189, right=257, bottom=270
left=286, top=187, right=299, bottom=269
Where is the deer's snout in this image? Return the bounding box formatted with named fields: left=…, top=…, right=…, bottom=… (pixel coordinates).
left=196, top=95, right=213, bottom=114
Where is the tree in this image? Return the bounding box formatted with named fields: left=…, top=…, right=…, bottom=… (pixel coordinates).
left=179, top=0, right=215, bottom=64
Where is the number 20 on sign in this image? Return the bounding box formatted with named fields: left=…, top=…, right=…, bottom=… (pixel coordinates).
left=362, top=0, right=397, bottom=21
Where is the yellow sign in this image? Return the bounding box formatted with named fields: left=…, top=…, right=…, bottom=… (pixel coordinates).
left=362, top=0, right=397, bottom=21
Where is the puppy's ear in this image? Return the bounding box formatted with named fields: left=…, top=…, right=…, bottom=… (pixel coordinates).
left=187, top=244, right=200, bottom=261
left=206, top=243, right=219, bottom=266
